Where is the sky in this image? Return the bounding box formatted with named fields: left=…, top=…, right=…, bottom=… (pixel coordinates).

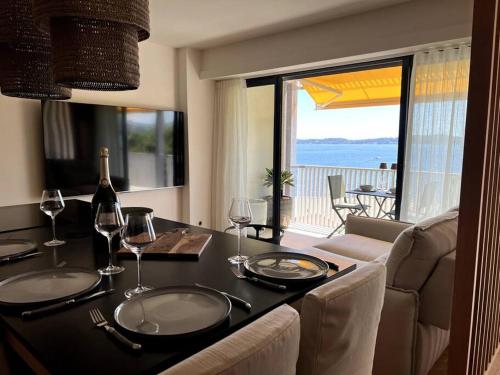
left=296, top=90, right=400, bottom=140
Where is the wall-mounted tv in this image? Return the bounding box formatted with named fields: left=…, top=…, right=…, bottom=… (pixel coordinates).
left=42, top=101, right=185, bottom=196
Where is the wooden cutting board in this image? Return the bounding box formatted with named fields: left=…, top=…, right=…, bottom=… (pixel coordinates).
left=117, top=229, right=212, bottom=260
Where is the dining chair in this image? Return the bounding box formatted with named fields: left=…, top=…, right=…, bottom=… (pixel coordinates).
left=327, top=175, right=368, bottom=237
left=161, top=304, right=300, bottom=375
left=296, top=261, right=386, bottom=375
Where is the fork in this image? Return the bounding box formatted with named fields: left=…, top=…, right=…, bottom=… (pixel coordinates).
left=89, top=308, right=142, bottom=351
left=231, top=266, right=287, bottom=291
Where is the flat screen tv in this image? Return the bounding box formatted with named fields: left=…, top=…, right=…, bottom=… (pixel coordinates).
left=42, top=101, right=185, bottom=196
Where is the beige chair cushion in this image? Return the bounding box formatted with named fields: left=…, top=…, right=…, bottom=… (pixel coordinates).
left=297, top=261, right=386, bottom=375
left=386, top=210, right=458, bottom=290
left=315, top=234, right=392, bottom=261
left=161, top=304, right=300, bottom=375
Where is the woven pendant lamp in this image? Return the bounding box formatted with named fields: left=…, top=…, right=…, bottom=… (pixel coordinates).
left=0, top=0, right=71, bottom=100
left=32, top=0, right=150, bottom=91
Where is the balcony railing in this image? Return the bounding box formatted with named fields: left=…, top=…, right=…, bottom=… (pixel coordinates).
left=289, top=165, right=397, bottom=232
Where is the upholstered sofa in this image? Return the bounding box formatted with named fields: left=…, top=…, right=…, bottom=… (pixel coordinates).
left=310, top=209, right=458, bottom=375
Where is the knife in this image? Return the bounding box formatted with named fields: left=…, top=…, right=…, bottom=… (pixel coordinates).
left=195, top=283, right=252, bottom=311
left=0, top=251, right=44, bottom=264
left=22, top=289, right=115, bottom=319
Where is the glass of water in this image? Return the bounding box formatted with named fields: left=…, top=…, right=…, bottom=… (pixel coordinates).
left=40, top=189, right=66, bottom=247
left=228, top=198, right=253, bottom=264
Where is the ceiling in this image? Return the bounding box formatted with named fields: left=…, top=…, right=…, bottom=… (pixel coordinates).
left=149, top=0, right=410, bottom=49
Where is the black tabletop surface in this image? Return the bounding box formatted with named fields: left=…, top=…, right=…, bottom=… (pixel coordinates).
left=0, top=200, right=355, bottom=375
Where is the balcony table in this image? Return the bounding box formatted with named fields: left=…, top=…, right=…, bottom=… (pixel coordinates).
left=346, top=189, right=396, bottom=219
left=0, top=200, right=355, bottom=375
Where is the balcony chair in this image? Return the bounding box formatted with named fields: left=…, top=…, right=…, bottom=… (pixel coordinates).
left=327, top=175, right=369, bottom=238
left=296, top=261, right=386, bottom=375
left=161, top=304, right=300, bottom=375
left=306, top=208, right=458, bottom=375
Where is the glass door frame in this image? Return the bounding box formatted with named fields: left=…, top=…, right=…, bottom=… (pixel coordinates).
left=246, top=76, right=284, bottom=243
left=246, top=56, right=413, bottom=243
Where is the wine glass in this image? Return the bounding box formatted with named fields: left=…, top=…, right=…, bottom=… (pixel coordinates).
left=228, top=198, right=253, bottom=264
left=94, top=202, right=125, bottom=275
left=40, top=189, right=66, bottom=247
left=122, top=212, right=156, bottom=298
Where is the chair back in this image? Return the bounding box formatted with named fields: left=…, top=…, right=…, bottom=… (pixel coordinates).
left=297, top=261, right=386, bottom=375
left=327, top=175, right=346, bottom=205
left=161, top=304, right=300, bottom=375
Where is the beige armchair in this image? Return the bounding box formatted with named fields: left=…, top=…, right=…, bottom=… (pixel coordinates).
left=310, top=210, right=458, bottom=375
left=161, top=304, right=300, bottom=375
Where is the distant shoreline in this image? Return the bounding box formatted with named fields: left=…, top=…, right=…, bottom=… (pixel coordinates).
left=297, top=137, right=398, bottom=145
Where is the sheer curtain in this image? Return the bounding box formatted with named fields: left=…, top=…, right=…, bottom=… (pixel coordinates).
left=401, top=46, right=471, bottom=222
left=211, top=79, right=248, bottom=231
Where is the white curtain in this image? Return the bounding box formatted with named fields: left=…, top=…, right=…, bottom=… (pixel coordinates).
left=401, top=45, right=471, bottom=222
left=211, top=79, right=248, bottom=231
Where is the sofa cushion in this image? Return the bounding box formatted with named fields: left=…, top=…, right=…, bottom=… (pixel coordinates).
left=314, top=234, right=392, bottom=262
left=345, top=215, right=412, bottom=243
left=386, top=211, right=458, bottom=291
left=373, top=286, right=419, bottom=375
left=414, top=322, right=450, bottom=375
left=419, top=251, right=456, bottom=330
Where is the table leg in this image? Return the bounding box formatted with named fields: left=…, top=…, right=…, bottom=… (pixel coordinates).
left=375, top=197, right=388, bottom=218
left=356, top=195, right=370, bottom=217
left=389, top=200, right=396, bottom=219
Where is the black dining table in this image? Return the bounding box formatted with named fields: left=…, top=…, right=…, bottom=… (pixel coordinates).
left=0, top=200, right=356, bottom=375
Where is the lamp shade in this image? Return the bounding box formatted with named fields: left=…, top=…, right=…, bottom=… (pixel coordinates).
left=32, top=0, right=150, bottom=91
left=0, top=0, right=71, bottom=100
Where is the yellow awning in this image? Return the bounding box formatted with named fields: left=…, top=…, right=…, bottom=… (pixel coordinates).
left=301, top=66, right=403, bottom=110
left=302, top=61, right=470, bottom=110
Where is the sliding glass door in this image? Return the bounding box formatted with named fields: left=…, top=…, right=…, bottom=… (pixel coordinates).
left=281, top=60, right=411, bottom=238
left=246, top=57, right=412, bottom=244
left=244, top=83, right=277, bottom=242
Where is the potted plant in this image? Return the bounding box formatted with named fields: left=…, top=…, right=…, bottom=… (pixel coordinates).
left=263, top=168, right=295, bottom=228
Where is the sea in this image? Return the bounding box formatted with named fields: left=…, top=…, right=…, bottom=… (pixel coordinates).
left=295, top=143, right=398, bottom=169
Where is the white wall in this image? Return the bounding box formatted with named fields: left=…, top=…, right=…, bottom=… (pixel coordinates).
left=0, top=41, right=183, bottom=221
left=201, top=0, right=473, bottom=79
left=177, top=48, right=215, bottom=228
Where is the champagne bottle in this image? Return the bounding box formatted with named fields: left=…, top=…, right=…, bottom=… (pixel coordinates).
left=91, top=147, right=120, bottom=252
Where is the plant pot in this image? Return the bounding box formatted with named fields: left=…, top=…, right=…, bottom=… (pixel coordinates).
left=264, top=195, right=294, bottom=229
